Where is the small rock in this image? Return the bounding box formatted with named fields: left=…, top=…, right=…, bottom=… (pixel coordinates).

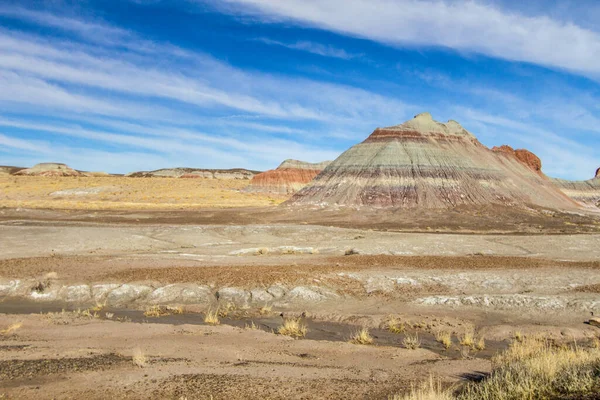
left=216, top=287, right=251, bottom=306
left=147, top=284, right=213, bottom=304
left=106, top=284, right=153, bottom=306
left=250, top=289, right=274, bottom=304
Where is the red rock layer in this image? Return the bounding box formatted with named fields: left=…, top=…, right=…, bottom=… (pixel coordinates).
left=492, top=146, right=542, bottom=174
left=249, top=168, right=322, bottom=194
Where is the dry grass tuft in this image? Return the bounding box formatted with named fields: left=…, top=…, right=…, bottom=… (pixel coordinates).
left=144, top=305, right=167, bottom=318
left=474, top=336, right=485, bottom=351
left=349, top=327, right=374, bottom=345
left=459, top=329, right=475, bottom=348
left=0, top=322, right=23, bottom=336
left=204, top=309, right=220, bottom=325
left=390, top=376, right=452, bottom=400
left=403, top=333, right=421, bottom=350
left=513, top=330, right=524, bottom=343
left=132, top=347, right=147, bottom=368
left=259, top=304, right=272, bottom=315
left=278, top=318, right=307, bottom=338
left=90, top=301, right=106, bottom=312
left=245, top=321, right=260, bottom=330
left=387, top=317, right=406, bottom=334
left=218, top=302, right=236, bottom=318
left=434, top=330, right=452, bottom=350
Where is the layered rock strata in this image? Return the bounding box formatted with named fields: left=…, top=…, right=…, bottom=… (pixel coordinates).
left=126, top=168, right=258, bottom=180
left=246, top=159, right=331, bottom=194
left=287, top=113, right=576, bottom=209
left=552, top=170, right=600, bottom=209
left=14, top=163, right=82, bottom=177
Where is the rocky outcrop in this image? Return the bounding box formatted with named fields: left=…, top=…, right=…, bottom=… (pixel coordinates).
left=287, top=113, right=576, bottom=209
left=246, top=159, right=331, bottom=194
left=492, top=145, right=542, bottom=174
left=14, top=163, right=82, bottom=177
left=0, top=166, right=25, bottom=175
left=127, top=168, right=258, bottom=180
left=551, top=170, right=600, bottom=209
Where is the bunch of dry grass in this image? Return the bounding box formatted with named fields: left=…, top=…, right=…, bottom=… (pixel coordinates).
left=390, top=376, right=453, bottom=400
left=277, top=318, right=307, bottom=338
left=132, top=347, right=147, bottom=368
left=349, top=327, right=374, bottom=345
left=459, top=329, right=475, bottom=348
left=387, top=317, right=406, bottom=334
left=0, top=322, right=23, bottom=336
left=434, top=330, right=452, bottom=350
left=204, top=309, right=220, bottom=325
left=403, top=333, right=421, bottom=350
left=144, top=305, right=184, bottom=318
left=259, top=304, right=272, bottom=315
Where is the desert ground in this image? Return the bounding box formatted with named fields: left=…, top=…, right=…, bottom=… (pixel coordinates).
left=1, top=176, right=599, bottom=399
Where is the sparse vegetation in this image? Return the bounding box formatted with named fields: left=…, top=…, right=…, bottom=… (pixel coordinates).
left=403, top=333, right=421, bottom=350
left=434, top=330, right=452, bottom=350
left=514, top=330, right=524, bottom=342
left=390, top=337, right=600, bottom=399
left=387, top=317, right=406, bottom=334
left=143, top=305, right=184, bottom=318
left=259, top=304, right=272, bottom=315
left=390, top=376, right=452, bottom=400
left=0, top=175, right=281, bottom=210
left=458, top=337, right=600, bottom=399
left=277, top=318, right=307, bottom=338
left=474, top=336, right=485, bottom=351
left=218, top=302, right=236, bottom=318
left=459, top=329, right=474, bottom=348
left=349, top=327, right=374, bottom=345
left=0, top=322, right=23, bottom=336
left=132, top=347, right=147, bottom=368
left=245, top=321, right=260, bottom=330
left=204, top=309, right=220, bottom=325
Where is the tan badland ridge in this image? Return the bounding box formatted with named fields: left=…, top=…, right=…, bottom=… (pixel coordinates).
left=126, top=167, right=258, bottom=179
left=246, top=159, right=332, bottom=194
left=551, top=169, right=600, bottom=209
left=14, top=163, right=83, bottom=177
left=286, top=112, right=579, bottom=209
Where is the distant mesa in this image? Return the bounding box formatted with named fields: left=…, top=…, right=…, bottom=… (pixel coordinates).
left=126, top=167, right=259, bottom=180
left=14, top=163, right=83, bottom=177
left=246, top=159, right=331, bottom=194
left=287, top=112, right=576, bottom=210
left=596, top=167, right=600, bottom=179
left=0, top=165, right=25, bottom=175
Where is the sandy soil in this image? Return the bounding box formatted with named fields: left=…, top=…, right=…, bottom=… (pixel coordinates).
left=1, top=204, right=599, bottom=398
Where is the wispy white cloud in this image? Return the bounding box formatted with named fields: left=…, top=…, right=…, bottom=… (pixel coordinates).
left=219, top=0, right=600, bottom=79
left=256, top=38, right=362, bottom=59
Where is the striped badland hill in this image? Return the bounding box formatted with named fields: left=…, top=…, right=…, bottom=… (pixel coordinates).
left=551, top=172, right=600, bottom=209
left=287, top=112, right=577, bottom=209
left=246, top=159, right=331, bottom=194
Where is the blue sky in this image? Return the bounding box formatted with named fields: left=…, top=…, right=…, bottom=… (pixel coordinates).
left=0, top=0, right=599, bottom=179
